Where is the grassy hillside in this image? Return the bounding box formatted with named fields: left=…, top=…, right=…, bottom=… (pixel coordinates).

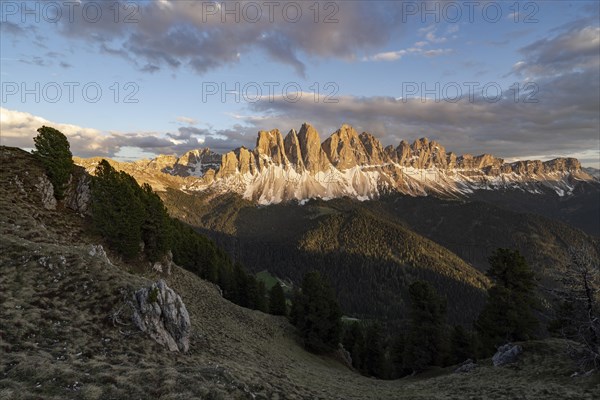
left=1, top=145, right=598, bottom=400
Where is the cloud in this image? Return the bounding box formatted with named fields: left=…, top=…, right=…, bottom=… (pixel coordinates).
left=365, top=50, right=408, bottom=62
left=419, top=25, right=447, bottom=44
left=364, top=23, right=455, bottom=62
left=0, top=108, right=113, bottom=157
left=176, top=116, right=198, bottom=125
left=6, top=0, right=406, bottom=77
left=513, top=23, right=600, bottom=77
left=364, top=46, right=451, bottom=62
left=0, top=21, right=28, bottom=36
left=0, top=107, right=257, bottom=159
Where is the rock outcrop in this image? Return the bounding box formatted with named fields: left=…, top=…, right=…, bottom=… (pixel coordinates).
left=492, top=343, right=523, bottom=366
left=65, top=173, right=91, bottom=214
left=454, top=359, right=478, bottom=373
left=151, top=250, right=175, bottom=275
left=131, top=280, right=191, bottom=352
left=35, top=175, right=57, bottom=210
left=88, top=244, right=112, bottom=265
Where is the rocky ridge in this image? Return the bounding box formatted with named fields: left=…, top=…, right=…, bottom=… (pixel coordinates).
left=75, top=123, right=593, bottom=205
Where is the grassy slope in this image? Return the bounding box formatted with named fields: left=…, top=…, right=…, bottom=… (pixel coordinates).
left=3, top=146, right=597, bottom=399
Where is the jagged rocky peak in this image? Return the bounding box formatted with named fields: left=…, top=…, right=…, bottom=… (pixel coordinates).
left=543, top=158, right=582, bottom=173
left=297, top=123, right=331, bottom=174
left=509, top=159, right=546, bottom=175
left=171, top=148, right=221, bottom=177
left=284, top=129, right=305, bottom=171
left=358, top=132, right=388, bottom=165
left=390, top=137, right=449, bottom=169
left=255, top=129, right=289, bottom=168
left=458, top=153, right=504, bottom=170
left=148, top=154, right=179, bottom=173
left=235, top=146, right=258, bottom=175
left=395, top=140, right=412, bottom=165
left=384, top=144, right=398, bottom=162
left=217, top=151, right=239, bottom=178
left=322, top=124, right=370, bottom=169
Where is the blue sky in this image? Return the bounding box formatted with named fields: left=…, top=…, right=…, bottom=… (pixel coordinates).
left=1, top=1, right=599, bottom=166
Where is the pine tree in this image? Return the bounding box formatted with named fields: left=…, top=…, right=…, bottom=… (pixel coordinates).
left=342, top=322, right=366, bottom=371
left=450, top=325, right=475, bottom=364
left=390, top=331, right=408, bottom=378
left=404, top=281, right=448, bottom=372
left=140, top=183, right=170, bottom=262
left=91, top=160, right=145, bottom=259
left=291, top=271, right=342, bottom=353
left=269, top=282, right=287, bottom=316
left=476, top=248, right=539, bottom=354
left=32, top=126, right=74, bottom=200
left=232, top=262, right=250, bottom=307
left=364, top=322, right=386, bottom=378
left=252, top=279, right=268, bottom=312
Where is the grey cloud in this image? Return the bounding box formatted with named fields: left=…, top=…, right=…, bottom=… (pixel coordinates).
left=18, top=56, right=48, bottom=67
left=51, top=0, right=404, bottom=76
left=0, top=21, right=27, bottom=36
left=165, top=125, right=256, bottom=154
left=514, top=22, right=600, bottom=77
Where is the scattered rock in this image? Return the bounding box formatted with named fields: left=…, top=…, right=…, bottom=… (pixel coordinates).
left=65, top=173, right=91, bottom=214
left=151, top=250, right=175, bottom=275
left=88, top=244, right=111, bottom=265
left=454, top=359, right=477, bottom=373
left=12, top=175, right=26, bottom=194
left=35, top=175, right=56, bottom=210
left=493, top=343, right=523, bottom=366
left=131, top=280, right=190, bottom=352
left=335, top=343, right=353, bottom=369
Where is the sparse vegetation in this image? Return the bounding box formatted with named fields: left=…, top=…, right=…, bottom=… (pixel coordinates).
left=148, top=287, right=159, bottom=303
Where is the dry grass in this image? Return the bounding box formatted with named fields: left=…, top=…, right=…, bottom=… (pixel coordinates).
left=1, top=146, right=599, bottom=399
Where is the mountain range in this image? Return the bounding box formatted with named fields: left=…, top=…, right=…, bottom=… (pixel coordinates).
left=77, top=123, right=595, bottom=206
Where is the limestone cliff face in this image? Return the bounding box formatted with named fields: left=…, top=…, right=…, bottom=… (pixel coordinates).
left=284, top=129, right=305, bottom=172
left=255, top=129, right=289, bottom=169
left=322, top=124, right=370, bottom=169
left=359, top=132, right=388, bottom=166
left=297, top=123, right=331, bottom=174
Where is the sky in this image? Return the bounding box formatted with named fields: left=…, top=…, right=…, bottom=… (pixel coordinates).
left=1, top=0, right=599, bottom=167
